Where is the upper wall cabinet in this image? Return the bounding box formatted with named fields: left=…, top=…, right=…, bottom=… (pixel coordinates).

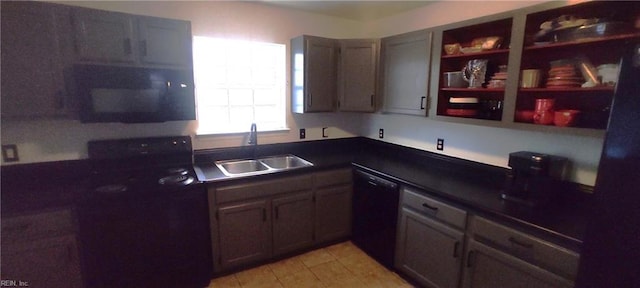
left=434, top=17, right=514, bottom=122
left=338, top=39, right=378, bottom=112
left=291, top=35, right=338, bottom=113
left=73, top=8, right=192, bottom=68
left=380, top=29, right=432, bottom=116
left=513, top=1, right=640, bottom=131
left=427, top=1, right=640, bottom=136
left=1, top=1, right=76, bottom=119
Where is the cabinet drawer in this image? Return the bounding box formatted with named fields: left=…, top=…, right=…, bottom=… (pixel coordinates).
left=470, top=216, right=580, bottom=280
left=1, top=209, right=75, bottom=241
left=401, top=188, right=467, bottom=230
left=314, top=168, right=352, bottom=188
left=215, top=174, right=313, bottom=204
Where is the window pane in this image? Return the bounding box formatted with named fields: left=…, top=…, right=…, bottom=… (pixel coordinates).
left=228, top=89, right=253, bottom=106
left=193, top=36, right=286, bottom=134
left=197, top=89, right=229, bottom=106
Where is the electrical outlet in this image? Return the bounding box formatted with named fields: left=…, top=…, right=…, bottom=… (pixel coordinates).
left=2, top=144, right=19, bottom=162
left=436, top=138, right=444, bottom=151
left=299, top=128, right=306, bottom=139
left=379, top=129, right=384, bottom=139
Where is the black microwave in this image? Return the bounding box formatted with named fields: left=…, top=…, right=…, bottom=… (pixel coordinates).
left=75, top=64, right=196, bottom=123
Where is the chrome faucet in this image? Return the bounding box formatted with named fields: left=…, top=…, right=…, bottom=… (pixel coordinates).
left=248, top=123, right=257, bottom=145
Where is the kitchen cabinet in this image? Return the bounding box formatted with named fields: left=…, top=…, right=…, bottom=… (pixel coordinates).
left=313, top=168, right=353, bottom=243
left=217, top=199, right=272, bottom=269
left=513, top=1, right=640, bottom=131
left=428, top=1, right=639, bottom=136
left=433, top=16, right=514, bottom=122
left=338, top=39, right=378, bottom=112
left=380, top=29, right=432, bottom=115
left=1, top=209, right=83, bottom=288
left=461, top=215, right=579, bottom=288
left=1, top=1, right=76, bottom=119
left=463, top=240, right=573, bottom=288
left=209, top=168, right=353, bottom=272
left=272, top=192, right=314, bottom=256
left=291, top=35, right=339, bottom=113
left=395, top=187, right=467, bottom=288
left=73, top=6, right=192, bottom=67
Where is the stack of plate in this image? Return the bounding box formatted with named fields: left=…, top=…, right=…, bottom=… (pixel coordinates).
left=488, top=72, right=508, bottom=88
left=546, top=65, right=582, bottom=88
left=446, top=97, right=479, bottom=117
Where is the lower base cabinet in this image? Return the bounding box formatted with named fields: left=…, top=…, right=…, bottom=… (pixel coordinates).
left=209, top=168, right=352, bottom=273
left=462, top=239, right=574, bottom=288
left=396, top=208, right=464, bottom=288
left=272, top=191, right=315, bottom=256
left=217, top=199, right=272, bottom=269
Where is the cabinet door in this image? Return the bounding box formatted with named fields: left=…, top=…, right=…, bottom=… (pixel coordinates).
left=217, top=200, right=271, bottom=270
left=1, top=2, right=71, bottom=118
left=138, top=17, right=192, bottom=67
left=381, top=30, right=432, bottom=115
left=315, top=184, right=353, bottom=243
left=1, top=235, right=83, bottom=288
left=462, top=240, right=574, bottom=288
left=396, top=208, right=464, bottom=288
left=272, top=192, right=314, bottom=256
left=305, top=36, right=338, bottom=112
left=339, top=39, right=377, bottom=112
left=73, top=8, right=136, bottom=63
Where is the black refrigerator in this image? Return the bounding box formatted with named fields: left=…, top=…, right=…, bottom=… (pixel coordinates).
left=576, top=44, right=640, bottom=287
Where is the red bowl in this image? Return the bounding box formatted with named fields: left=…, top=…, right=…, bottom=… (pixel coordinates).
left=515, top=110, right=535, bottom=123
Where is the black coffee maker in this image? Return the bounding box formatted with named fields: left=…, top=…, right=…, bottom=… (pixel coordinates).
left=501, top=151, right=568, bottom=206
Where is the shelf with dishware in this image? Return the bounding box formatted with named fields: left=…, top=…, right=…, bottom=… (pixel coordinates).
left=511, top=1, right=639, bottom=131
left=436, top=17, right=513, bottom=122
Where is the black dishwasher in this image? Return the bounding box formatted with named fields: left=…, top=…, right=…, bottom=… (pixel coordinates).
left=352, top=169, right=400, bottom=269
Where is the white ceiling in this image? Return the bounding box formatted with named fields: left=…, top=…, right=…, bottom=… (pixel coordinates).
left=258, top=1, right=436, bottom=21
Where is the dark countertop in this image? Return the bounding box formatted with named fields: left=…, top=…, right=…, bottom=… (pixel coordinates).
left=2, top=137, right=591, bottom=250
left=195, top=137, right=591, bottom=250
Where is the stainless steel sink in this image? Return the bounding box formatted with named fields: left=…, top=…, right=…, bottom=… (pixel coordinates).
left=215, top=154, right=313, bottom=177
left=259, top=155, right=313, bottom=170
left=216, top=159, right=270, bottom=177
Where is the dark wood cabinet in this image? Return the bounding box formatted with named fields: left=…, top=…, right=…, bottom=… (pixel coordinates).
left=272, top=192, right=314, bottom=256
left=217, top=199, right=271, bottom=270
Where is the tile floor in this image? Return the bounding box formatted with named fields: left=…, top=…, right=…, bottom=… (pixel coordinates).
left=207, top=241, right=415, bottom=288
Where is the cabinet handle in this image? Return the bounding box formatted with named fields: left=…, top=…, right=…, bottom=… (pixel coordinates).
left=421, top=202, right=438, bottom=211
left=124, top=38, right=132, bottom=55
left=262, top=208, right=267, bottom=222
left=275, top=206, right=279, bottom=220
left=140, top=40, right=147, bottom=56
left=370, top=94, right=374, bottom=107
left=453, top=241, right=460, bottom=258
left=508, top=237, right=533, bottom=248
left=466, top=250, right=475, bottom=268
left=308, top=93, right=313, bottom=107
left=420, top=96, right=426, bottom=109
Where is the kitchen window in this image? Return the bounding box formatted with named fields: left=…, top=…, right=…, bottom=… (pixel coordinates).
left=193, top=36, right=287, bottom=135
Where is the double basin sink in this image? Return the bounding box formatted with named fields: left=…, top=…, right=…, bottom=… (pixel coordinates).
left=215, top=154, right=314, bottom=177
